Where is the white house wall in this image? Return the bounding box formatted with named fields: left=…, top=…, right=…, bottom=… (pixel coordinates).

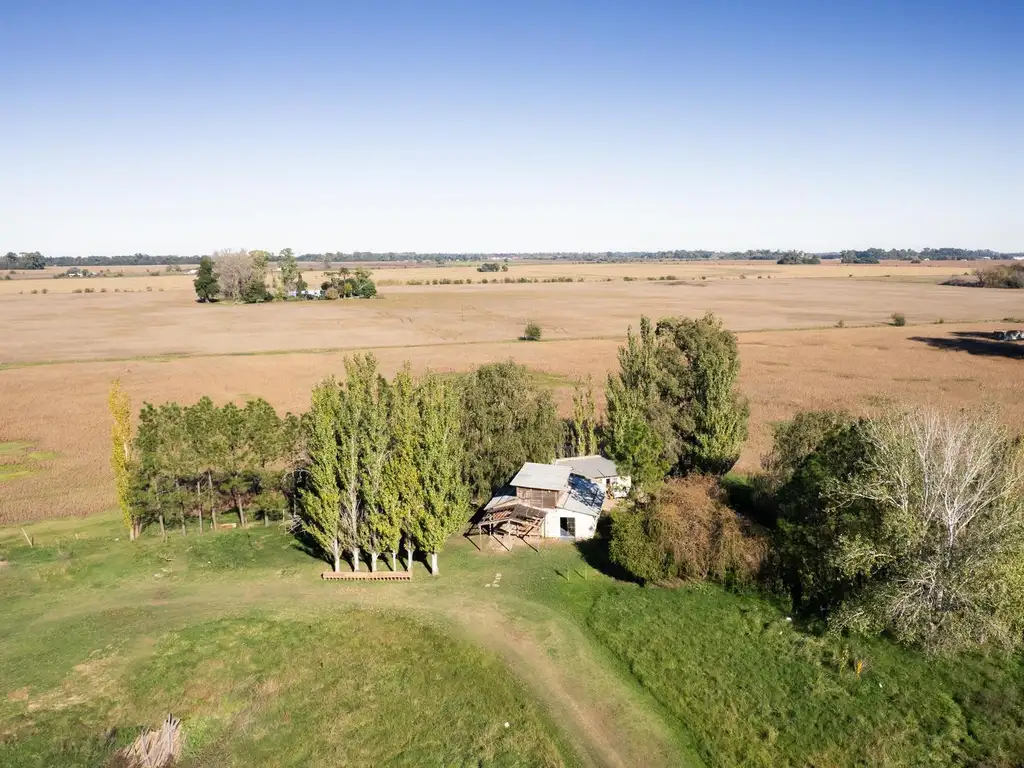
left=542, top=510, right=597, bottom=539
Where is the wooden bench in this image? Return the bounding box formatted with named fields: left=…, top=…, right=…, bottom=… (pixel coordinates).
left=321, top=570, right=412, bottom=581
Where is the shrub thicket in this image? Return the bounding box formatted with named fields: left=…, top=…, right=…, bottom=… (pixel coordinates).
left=609, top=476, right=768, bottom=585
left=975, top=263, right=1024, bottom=289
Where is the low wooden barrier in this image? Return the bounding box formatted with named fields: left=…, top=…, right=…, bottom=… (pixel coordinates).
left=321, top=570, right=412, bottom=581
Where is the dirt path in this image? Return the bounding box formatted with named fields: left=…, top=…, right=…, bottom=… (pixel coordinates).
left=447, top=599, right=694, bottom=768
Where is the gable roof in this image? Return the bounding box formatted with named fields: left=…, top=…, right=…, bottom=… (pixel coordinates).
left=510, top=462, right=571, bottom=491
left=554, top=455, right=620, bottom=479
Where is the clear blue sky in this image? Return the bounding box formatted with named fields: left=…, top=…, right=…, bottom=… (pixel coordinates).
left=3, top=1, right=1022, bottom=255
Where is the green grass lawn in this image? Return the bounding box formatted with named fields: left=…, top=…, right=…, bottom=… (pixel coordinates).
left=2, top=515, right=1023, bottom=767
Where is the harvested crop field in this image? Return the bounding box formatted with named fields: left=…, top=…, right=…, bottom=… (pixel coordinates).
left=2, top=260, right=1023, bottom=523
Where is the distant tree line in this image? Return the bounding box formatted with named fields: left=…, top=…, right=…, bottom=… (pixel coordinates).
left=13, top=247, right=1022, bottom=269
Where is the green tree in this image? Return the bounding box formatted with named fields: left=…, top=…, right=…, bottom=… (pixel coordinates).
left=109, top=379, right=141, bottom=539
left=336, top=355, right=375, bottom=570
left=381, top=365, right=423, bottom=571
left=605, top=385, right=670, bottom=490
left=415, top=373, right=470, bottom=575
left=300, top=379, right=344, bottom=571
left=760, top=410, right=850, bottom=495
left=605, top=317, right=676, bottom=487
left=184, top=396, right=221, bottom=532
left=656, top=313, right=748, bottom=475
left=775, top=421, right=872, bottom=614
left=460, top=361, right=562, bottom=500
left=218, top=403, right=256, bottom=527
left=193, top=256, right=219, bottom=302
left=359, top=370, right=391, bottom=571
left=567, top=376, right=598, bottom=456
left=243, top=398, right=286, bottom=525
left=278, top=247, right=303, bottom=298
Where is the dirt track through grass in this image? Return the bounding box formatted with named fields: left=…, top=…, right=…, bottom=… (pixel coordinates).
left=0, top=529, right=693, bottom=767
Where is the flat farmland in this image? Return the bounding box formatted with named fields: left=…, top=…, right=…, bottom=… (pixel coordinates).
left=2, top=260, right=1023, bottom=523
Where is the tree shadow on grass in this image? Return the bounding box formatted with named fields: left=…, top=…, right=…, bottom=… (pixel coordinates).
left=909, top=331, right=1024, bottom=359
left=574, top=534, right=637, bottom=584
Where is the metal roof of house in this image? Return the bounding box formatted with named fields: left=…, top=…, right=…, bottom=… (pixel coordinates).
left=558, top=474, right=605, bottom=518
left=510, top=462, right=572, bottom=491
left=554, top=455, right=620, bottom=479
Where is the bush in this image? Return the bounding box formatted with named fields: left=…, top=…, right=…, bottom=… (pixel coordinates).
left=609, top=476, right=769, bottom=585
left=891, top=312, right=906, bottom=326
left=324, top=287, right=340, bottom=300
left=975, top=263, right=1024, bottom=289
left=522, top=321, right=542, bottom=341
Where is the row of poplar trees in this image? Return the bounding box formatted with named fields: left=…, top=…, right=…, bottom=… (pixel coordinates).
left=302, top=355, right=468, bottom=574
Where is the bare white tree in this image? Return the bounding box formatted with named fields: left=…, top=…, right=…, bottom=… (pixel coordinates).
left=831, top=406, right=1024, bottom=652
left=212, top=249, right=256, bottom=301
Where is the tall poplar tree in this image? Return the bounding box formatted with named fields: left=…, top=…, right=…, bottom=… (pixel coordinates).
left=380, top=365, right=422, bottom=571
left=568, top=376, right=599, bottom=456
left=300, top=378, right=343, bottom=571
left=337, top=354, right=374, bottom=570
left=415, top=373, right=470, bottom=575
left=109, top=379, right=140, bottom=539
left=359, top=371, right=391, bottom=571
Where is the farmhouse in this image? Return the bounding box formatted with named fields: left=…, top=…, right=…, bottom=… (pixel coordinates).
left=474, top=461, right=605, bottom=543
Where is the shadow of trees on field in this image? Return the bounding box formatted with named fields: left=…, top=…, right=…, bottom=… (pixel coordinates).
left=910, top=331, right=1024, bottom=360
left=574, top=517, right=638, bottom=584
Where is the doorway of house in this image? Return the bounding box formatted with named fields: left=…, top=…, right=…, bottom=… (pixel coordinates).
left=559, top=517, right=575, bottom=538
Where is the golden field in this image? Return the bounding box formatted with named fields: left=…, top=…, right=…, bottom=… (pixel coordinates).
left=2, top=260, right=1022, bottom=523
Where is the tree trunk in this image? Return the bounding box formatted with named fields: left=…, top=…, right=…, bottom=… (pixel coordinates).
left=158, top=512, right=166, bottom=538
left=332, top=539, right=341, bottom=573
left=208, top=473, right=217, bottom=531
left=406, top=544, right=414, bottom=573
left=236, top=495, right=246, bottom=528
left=196, top=482, right=204, bottom=534
left=370, top=552, right=378, bottom=572
left=352, top=546, right=360, bottom=572
left=390, top=551, right=397, bottom=572
left=263, top=510, right=269, bottom=527
left=430, top=552, right=439, bottom=576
